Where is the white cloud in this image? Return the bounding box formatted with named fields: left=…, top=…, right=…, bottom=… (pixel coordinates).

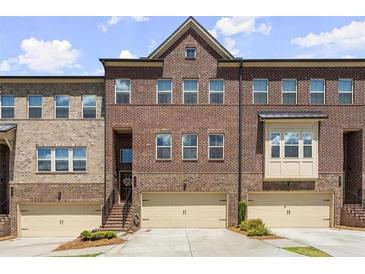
left=120, top=49, right=137, bottom=59
left=0, top=60, right=11, bottom=72
left=292, top=21, right=365, bottom=50
left=98, top=16, right=149, bottom=32
left=209, top=29, right=218, bottom=39
left=132, top=16, right=149, bottom=22
left=18, top=37, right=80, bottom=73
left=213, top=16, right=272, bottom=37
left=223, top=37, right=239, bottom=56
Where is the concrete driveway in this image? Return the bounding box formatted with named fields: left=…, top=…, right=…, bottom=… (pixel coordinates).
left=104, top=229, right=300, bottom=257
left=0, top=238, right=71, bottom=257
left=271, top=228, right=365, bottom=257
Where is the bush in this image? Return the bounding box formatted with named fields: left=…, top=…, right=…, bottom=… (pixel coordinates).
left=246, top=224, right=269, bottom=237
left=238, top=201, right=247, bottom=223
left=80, top=230, right=117, bottom=241
left=240, top=219, right=263, bottom=232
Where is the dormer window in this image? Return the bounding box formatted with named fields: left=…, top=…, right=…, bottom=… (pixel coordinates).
left=185, top=47, right=196, bottom=59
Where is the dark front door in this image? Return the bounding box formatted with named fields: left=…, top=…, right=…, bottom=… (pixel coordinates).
left=119, top=172, right=132, bottom=201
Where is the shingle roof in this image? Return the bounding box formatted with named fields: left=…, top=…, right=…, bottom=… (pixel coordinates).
left=0, top=124, right=17, bottom=132
left=258, top=111, right=328, bottom=120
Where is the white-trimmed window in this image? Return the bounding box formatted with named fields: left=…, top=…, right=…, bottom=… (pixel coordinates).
left=37, top=148, right=52, bottom=172
left=209, top=79, right=224, bottom=104
left=270, top=132, right=280, bottom=158
left=55, top=148, right=69, bottom=172
left=185, top=47, right=196, bottom=59
left=28, top=95, right=42, bottom=119
left=209, top=134, right=224, bottom=160
left=310, top=79, right=325, bottom=104
left=120, top=149, right=132, bottom=163
left=284, top=132, right=299, bottom=158
left=82, top=95, right=96, bottom=118
left=339, top=79, right=353, bottom=104
left=115, top=79, right=131, bottom=104
left=0, top=95, right=15, bottom=119
left=55, top=95, right=69, bottom=118
left=182, top=134, right=198, bottom=160
left=183, top=80, right=198, bottom=104
left=282, top=79, right=297, bottom=104
left=156, top=134, right=172, bottom=160
left=303, top=132, right=313, bottom=158
left=157, top=80, right=172, bottom=104
left=253, top=79, right=268, bottom=104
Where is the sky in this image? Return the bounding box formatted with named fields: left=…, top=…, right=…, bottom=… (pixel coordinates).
left=1, top=16, right=365, bottom=76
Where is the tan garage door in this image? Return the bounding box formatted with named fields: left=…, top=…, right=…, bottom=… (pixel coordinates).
left=142, top=193, right=227, bottom=228
left=247, top=192, right=332, bottom=228
left=19, top=203, right=102, bottom=238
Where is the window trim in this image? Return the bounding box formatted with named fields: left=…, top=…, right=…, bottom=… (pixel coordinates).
left=156, top=133, right=172, bottom=160
left=72, top=147, right=87, bottom=172
left=270, top=132, right=281, bottom=159
left=156, top=79, right=173, bottom=105
left=209, top=79, right=225, bottom=104
left=185, top=47, right=196, bottom=59
left=54, top=95, right=70, bottom=119
left=0, top=95, right=15, bottom=119
left=281, top=79, right=297, bottom=105
left=82, top=94, right=97, bottom=119
left=36, top=147, right=53, bottom=172
left=115, top=79, right=131, bottom=104
left=338, top=78, right=353, bottom=105
left=208, top=134, right=224, bottom=160
left=252, top=78, right=269, bottom=104
left=284, top=132, right=300, bottom=158
left=310, top=79, right=325, bottom=105
left=303, top=132, right=313, bottom=159
left=55, top=147, right=70, bottom=172
left=182, top=79, right=199, bottom=105
left=120, top=148, right=133, bottom=164
left=182, top=134, right=198, bottom=160
left=27, top=95, right=43, bottom=119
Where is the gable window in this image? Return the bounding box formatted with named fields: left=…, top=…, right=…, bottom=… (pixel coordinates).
left=270, top=133, right=280, bottom=158
left=82, top=95, right=97, bottom=118
left=183, top=80, right=198, bottom=104
left=282, top=79, right=297, bottom=104
left=157, top=80, right=172, bottom=104
left=55, top=95, right=69, bottom=118
left=55, top=148, right=69, bottom=172
left=120, top=149, right=133, bottom=163
left=156, top=134, right=172, bottom=160
left=209, top=80, right=224, bottom=104
left=310, top=79, right=325, bottom=104
left=73, top=148, right=87, bottom=171
left=209, top=134, right=224, bottom=160
left=339, top=79, right=353, bottom=104
left=37, top=148, right=52, bottom=172
left=185, top=47, right=196, bottom=59
left=1, top=95, right=15, bottom=119
left=28, top=95, right=42, bottom=119
left=253, top=79, right=268, bottom=104
left=182, top=134, right=198, bottom=160
left=115, top=79, right=131, bottom=104
left=284, top=132, right=299, bottom=158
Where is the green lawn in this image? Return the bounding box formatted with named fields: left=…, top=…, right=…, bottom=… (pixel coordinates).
left=283, top=247, right=331, bottom=257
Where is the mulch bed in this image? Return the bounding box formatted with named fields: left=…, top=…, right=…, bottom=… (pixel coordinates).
left=228, top=227, right=284, bottom=240
left=334, top=226, right=365, bottom=232
left=54, top=237, right=125, bottom=251
left=0, top=236, right=16, bottom=241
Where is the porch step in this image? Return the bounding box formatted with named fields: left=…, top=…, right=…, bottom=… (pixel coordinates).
left=103, top=202, right=133, bottom=231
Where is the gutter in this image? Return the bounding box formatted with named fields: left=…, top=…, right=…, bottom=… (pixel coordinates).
left=100, top=60, right=107, bottom=227
left=237, top=59, right=243, bottom=224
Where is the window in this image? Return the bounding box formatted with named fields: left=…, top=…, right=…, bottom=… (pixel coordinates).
left=73, top=148, right=87, bottom=171
left=37, top=148, right=52, bottom=172
left=310, top=79, right=325, bottom=104
left=253, top=79, right=268, bottom=104
left=282, top=79, right=297, bottom=104
left=185, top=47, right=196, bottom=59
left=339, top=79, right=353, bottom=104
left=55, top=95, right=69, bottom=118
left=55, top=148, right=69, bottom=172
left=284, top=132, right=299, bottom=157
left=157, top=80, right=172, bottom=104
left=156, top=134, right=172, bottom=160
left=209, top=80, right=224, bottom=104
left=182, top=134, right=198, bottom=160
left=120, top=149, right=132, bottom=163
left=270, top=133, right=280, bottom=158
left=1, top=95, right=15, bottom=119
left=209, top=134, right=224, bottom=160
left=28, top=95, right=42, bottom=119
left=82, top=95, right=97, bottom=118
left=303, top=132, right=313, bottom=158
left=183, top=80, right=198, bottom=104
left=115, top=79, right=131, bottom=104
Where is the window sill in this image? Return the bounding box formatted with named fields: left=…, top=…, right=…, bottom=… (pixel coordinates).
left=36, top=171, right=88, bottom=175
left=208, top=159, right=224, bottom=162
left=185, top=58, right=196, bottom=60
left=182, top=159, right=198, bottom=162
left=155, top=159, right=172, bottom=162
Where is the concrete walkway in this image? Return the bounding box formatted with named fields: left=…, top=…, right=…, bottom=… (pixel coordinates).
left=43, top=244, right=120, bottom=257
left=104, top=229, right=301, bottom=257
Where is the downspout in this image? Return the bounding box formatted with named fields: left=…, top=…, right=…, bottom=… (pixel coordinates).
left=100, top=60, right=107, bottom=227
left=238, top=59, right=243, bottom=225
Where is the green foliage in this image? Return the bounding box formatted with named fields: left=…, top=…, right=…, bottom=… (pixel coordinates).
left=240, top=219, right=263, bottom=232
left=80, top=230, right=92, bottom=241
left=80, top=230, right=117, bottom=241
left=238, top=201, right=247, bottom=223
left=246, top=224, right=269, bottom=236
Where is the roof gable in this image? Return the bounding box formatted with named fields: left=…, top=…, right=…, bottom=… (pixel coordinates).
left=148, top=17, right=234, bottom=60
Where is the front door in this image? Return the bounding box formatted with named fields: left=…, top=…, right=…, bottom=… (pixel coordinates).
left=119, top=172, right=132, bottom=202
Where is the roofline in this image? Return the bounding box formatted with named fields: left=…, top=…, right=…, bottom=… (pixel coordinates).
left=219, top=58, right=365, bottom=63
left=99, top=58, right=164, bottom=62
left=99, top=58, right=164, bottom=68
left=0, top=76, right=104, bottom=84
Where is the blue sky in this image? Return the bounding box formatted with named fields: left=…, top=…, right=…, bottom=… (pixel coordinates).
left=1, top=16, right=365, bottom=76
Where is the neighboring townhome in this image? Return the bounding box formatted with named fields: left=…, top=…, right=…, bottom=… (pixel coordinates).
left=0, top=76, right=105, bottom=237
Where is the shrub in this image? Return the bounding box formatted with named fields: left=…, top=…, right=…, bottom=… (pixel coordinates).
left=238, top=201, right=247, bottom=223
left=240, top=219, right=263, bottom=232
left=80, top=230, right=117, bottom=241
left=246, top=224, right=270, bottom=237
left=80, top=230, right=92, bottom=241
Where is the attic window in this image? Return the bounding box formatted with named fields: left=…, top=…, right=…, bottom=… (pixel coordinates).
left=185, top=47, right=196, bottom=59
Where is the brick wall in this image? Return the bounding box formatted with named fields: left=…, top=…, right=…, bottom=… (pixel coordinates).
left=0, top=215, right=10, bottom=237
